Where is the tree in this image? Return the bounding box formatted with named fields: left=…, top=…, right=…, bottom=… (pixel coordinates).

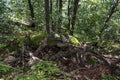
left=27, top=0, right=35, bottom=27
left=50, top=0, right=54, bottom=31
left=101, top=0, right=120, bottom=33
left=45, top=0, right=50, bottom=34
left=58, top=0, right=63, bottom=33
left=67, top=0, right=71, bottom=32
left=70, top=0, right=80, bottom=35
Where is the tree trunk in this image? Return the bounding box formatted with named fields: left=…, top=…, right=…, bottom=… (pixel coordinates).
left=58, top=0, right=63, bottom=33
left=70, top=0, right=80, bottom=35
left=67, top=0, right=71, bottom=33
left=50, top=0, right=55, bottom=31
left=45, top=0, right=50, bottom=34
left=27, top=0, right=35, bottom=27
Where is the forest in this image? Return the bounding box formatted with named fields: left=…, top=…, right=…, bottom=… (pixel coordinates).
left=0, top=0, right=120, bottom=80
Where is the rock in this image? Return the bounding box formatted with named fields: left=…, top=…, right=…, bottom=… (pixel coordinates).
left=68, top=35, right=80, bottom=45
left=4, top=56, right=17, bottom=64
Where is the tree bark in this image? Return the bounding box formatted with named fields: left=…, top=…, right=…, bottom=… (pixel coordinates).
left=67, top=0, right=71, bottom=33
left=70, top=0, right=80, bottom=35
left=50, top=0, right=54, bottom=31
left=58, top=0, right=63, bottom=33
left=27, top=0, right=35, bottom=27
left=45, top=0, right=50, bottom=34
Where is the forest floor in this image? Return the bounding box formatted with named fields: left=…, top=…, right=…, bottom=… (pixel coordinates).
left=0, top=41, right=120, bottom=80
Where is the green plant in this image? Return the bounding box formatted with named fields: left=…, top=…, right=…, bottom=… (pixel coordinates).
left=13, top=61, right=60, bottom=80
left=13, top=74, right=25, bottom=80
left=0, top=61, right=12, bottom=74
left=102, top=74, right=120, bottom=80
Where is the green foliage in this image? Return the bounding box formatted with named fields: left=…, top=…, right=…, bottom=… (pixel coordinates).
left=1, top=0, right=119, bottom=49
left=0, top=44, right=6, bottom=48
left=0, top=0, right=120, bottom=79
left=0, top=61, right=12, bottom=74
left=102, top=74, right=120, bottom=80
left=12, top=74, right=26, bottom=80
left=12, top=61, right=60, bottom=80
left=74, top=0, right=120, bottom=47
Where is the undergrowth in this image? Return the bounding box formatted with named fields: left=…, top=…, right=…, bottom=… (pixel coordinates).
left=0, top=61, right=67, bottom=80
left=0, top=61, right=12, bottom=74
left=102, top=74, right=120, bottom=80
